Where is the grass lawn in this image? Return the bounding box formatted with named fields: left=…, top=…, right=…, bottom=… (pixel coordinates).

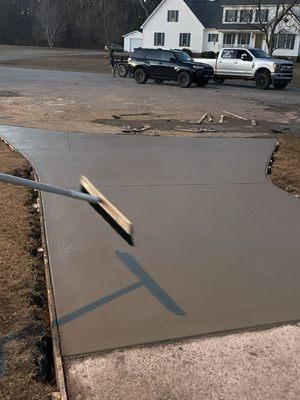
left=0, top=54, right=112, bottom=74
left=0, top=142, right=55, bottom=399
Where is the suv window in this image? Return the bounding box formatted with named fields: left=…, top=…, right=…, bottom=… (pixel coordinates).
left=221, top=49, right=235, bottom=59
left=132, top=48, right=148, bottom=58
left=146, top=49, right=161, bottom=61
left=161, top=51, right=175, bottom=62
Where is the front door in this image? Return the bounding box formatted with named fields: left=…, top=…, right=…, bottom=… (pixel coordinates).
left=255, top=34, right=263, bottom=49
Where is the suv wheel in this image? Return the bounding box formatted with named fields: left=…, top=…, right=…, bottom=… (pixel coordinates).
left=255, top=71, right=271, bottom=90
left=196, top=79, right=209, bottom=87
left=177, top=71, right=192, bottom=88
left=135, top=68, right=148, bottom=84
left=117, top=64, right=128, bottom=78
left=154, top=79, right=164, bottom=84
left=273, top=81, right=288, bottom=90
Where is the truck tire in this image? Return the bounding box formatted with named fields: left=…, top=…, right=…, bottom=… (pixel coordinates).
left=213, top=77, right=225, bottom=84
left=177, top=71, right=192, bottom=88
left=255, top=71, right=271, bottom=90
left=117, top=64, right=128, bottom=78
left=273, top=81, right=288, bottom=90
left=134, top=68, right=148, bottom=84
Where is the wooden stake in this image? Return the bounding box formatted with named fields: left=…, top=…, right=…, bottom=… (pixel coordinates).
left=197, top=113, right=208, bottom=124
left=223, top=111, right=247, bottom=121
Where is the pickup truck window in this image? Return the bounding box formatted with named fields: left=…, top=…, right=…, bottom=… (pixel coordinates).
left=236, top=50, right=252, bottom=61
left=221, top=49, right=235, bottom=59
left=250, top=49, right=271, bottom=58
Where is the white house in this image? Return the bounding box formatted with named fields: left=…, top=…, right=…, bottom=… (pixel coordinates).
left=124, top=0, right=300, bottom=58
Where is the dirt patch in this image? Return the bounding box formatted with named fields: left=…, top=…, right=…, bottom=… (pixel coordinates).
left=0, top=54, right=111, bottom=74
left=0, top=141, right=55, bottom=399
left=92, top=115, right=298, bottom=137
left=271, top=135, right=300, bottom=196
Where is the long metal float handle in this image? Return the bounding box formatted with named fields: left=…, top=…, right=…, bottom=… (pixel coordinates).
left=0, top=173, right=100, bottom=204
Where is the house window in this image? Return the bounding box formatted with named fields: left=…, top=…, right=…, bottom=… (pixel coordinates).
left=167, top=10, right=179, bottom=22
left=179, top=33, right=191, bottom=47
left=208, top=33, right=219, bottom=43
left=223, top=33, right=235, bottom=45
left=237, top=33, right=250, bottom=45
left=255, top=9, right=269, bottom=23
left=224, top=9, right=238, bottom=22
left=240, top=9, right=253, bottom=23
left=275, top=34, right=295, bottom=50
left=154, top=32, right=165, bottom=46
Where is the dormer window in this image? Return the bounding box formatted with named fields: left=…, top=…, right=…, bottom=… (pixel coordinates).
left=224, top=9, right=238, bottom=23
left=240, top=9, right=253, bottom=23
left=255, top=9, right=269, bottom=23
left=167, top=10, right=179, bottom=22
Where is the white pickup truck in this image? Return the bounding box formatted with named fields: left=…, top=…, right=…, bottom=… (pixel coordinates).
left=194, top=48, right=294, bottom=90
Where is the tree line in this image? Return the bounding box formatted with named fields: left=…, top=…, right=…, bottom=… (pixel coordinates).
left=0, top=0, right=161, bottom=48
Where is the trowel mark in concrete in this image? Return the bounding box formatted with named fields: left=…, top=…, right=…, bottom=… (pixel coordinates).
left=56, top=252, right=185, bottom=327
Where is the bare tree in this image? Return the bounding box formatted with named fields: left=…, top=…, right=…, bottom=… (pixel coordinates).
left=251, top=0, right=299, bottom=54
left=36, top=0, right=65, bottom=47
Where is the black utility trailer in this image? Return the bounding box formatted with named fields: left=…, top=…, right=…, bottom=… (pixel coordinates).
left=110, top=51, right=130, bottom=78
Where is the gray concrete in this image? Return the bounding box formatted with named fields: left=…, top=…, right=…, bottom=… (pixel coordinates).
left=0, top=125, right=299, bottom=358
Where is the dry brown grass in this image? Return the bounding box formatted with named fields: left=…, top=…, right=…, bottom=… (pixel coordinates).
left=271, top=135, right=300, bottom=195
left=0, top=142, right=54, bottom=399
left=0, top=54, right=111, bottom=74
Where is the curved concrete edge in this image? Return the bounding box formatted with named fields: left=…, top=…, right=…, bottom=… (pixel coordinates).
left=0, top=136, right=68, bottom=400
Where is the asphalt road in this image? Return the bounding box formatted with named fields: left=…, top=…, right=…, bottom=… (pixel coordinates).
left=1, top=125, right=299, bottom=358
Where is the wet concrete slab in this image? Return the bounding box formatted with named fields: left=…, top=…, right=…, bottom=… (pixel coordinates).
left=0, top=125, right=299, bottom=357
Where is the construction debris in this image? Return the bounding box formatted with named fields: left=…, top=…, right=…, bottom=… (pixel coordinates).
left=122, top=124, right=151, bottom=133
left=223, top=111, right=247, bottom=121
left=197, top=113, right=208, bottom=124
left=174, top=127, right=216, bottom=133
left=219, top=115, right=224, bottom=124
left=112, top=112, right=149, bottom=119
left=252, top=119, right=257, bottom=126
left=271, top=127, right=289, bottom=134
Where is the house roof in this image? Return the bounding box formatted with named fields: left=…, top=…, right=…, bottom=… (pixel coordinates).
left=183, top=0, right=300, bottom=29
left=122, top=30, right=143, bottom=38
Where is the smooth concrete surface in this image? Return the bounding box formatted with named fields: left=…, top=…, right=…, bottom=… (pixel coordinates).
left=0, top=125, right=299, bottom=357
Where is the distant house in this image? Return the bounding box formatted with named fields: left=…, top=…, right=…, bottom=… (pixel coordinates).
left=123, top=0, right=300, bottom=58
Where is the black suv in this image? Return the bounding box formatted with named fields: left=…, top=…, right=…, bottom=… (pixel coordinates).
left=127, top=48, right=214, bottom=88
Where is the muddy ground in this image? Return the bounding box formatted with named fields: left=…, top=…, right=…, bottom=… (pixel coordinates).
left=0, top=141, right=54, bottom=399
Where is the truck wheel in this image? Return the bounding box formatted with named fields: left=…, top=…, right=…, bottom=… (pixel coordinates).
left=177, top=71, right=192, bottom=88
left=117, top=64, right=128, bottom=78
left=213, top=77, right=225, bottom=84
left=255, top=71, right=271, bottom=90
left=273, top=81, right=288, bottom=90
left=196, top=79, right=209, bottom=87
left=134, top=68, right=148, bottom=84
left=154, top=79, right=164, bottom=84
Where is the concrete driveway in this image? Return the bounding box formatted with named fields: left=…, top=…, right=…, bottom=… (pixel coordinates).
left=0, top=125, right=299, bottom=358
